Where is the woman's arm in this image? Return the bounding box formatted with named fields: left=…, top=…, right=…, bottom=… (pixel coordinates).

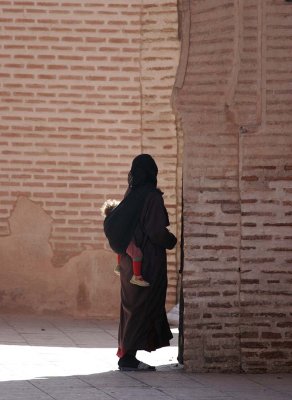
left=143, top=191, right=177, bottom=250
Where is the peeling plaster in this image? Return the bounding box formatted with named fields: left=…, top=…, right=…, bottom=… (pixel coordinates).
left=0, top=197, right=120, bottom=317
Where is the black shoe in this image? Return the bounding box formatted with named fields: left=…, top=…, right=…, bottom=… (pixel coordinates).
left=118, top=355, right=156, bottom=372
left=119, top=361, right=156, bottom=372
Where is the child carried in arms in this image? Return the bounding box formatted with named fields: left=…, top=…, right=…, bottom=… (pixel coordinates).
left=101, top=199, right=150, bottom=287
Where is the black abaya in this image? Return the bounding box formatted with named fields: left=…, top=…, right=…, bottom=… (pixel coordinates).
left=117, top=190, right=177, bottom=357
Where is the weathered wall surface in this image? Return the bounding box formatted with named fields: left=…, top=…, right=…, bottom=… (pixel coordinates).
left=0, top=1, right=180, bottom=316
left=174, top=0, right=292, bottom=372
left=239, top=0, right=292, bottom=374
left=140, top=1, right=181, bottom=302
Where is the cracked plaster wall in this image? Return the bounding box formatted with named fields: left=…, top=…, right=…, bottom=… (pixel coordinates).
left=0, top=197, right=119, bottom=317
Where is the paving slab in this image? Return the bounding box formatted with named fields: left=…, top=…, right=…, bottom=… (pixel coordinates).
left=0, top=314, right=291, bottom=400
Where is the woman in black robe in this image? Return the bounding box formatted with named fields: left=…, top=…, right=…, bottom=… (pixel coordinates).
left=117, top=154, right=177, bottom=371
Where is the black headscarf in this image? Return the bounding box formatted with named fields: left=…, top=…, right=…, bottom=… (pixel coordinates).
left=104, top=154, right=159, bottom=254
left=128, top=154, right=158, bottom=189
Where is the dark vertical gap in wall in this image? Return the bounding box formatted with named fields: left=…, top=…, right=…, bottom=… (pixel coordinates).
left=178, top=182, right=184, bottom=364
left=174, top=0, right=190, bottom=366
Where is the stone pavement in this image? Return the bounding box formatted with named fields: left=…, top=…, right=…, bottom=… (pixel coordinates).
left=0, top=314, right=291, bottom=400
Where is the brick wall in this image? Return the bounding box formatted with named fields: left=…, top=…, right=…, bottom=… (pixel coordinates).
left=174, top=0, right=292, bottom=372
left=140, top=0, right=180, bottom=303
left=0, top=1, right=180, bottom=315
left=239, top=0, right=292, bottom=373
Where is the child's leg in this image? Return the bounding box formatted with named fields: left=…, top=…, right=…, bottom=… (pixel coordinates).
left=132, top=257, right=142, bottom=277
left=126, top=241, right=142, bottom=260
left=127, top=241, right=149, bottom=287
left=126, top=242, right=143, bottom=277
left=114, top=254, right=122, bottom=276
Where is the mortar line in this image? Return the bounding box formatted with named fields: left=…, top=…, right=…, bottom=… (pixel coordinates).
left=139, top=0, right=144, bottom=154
